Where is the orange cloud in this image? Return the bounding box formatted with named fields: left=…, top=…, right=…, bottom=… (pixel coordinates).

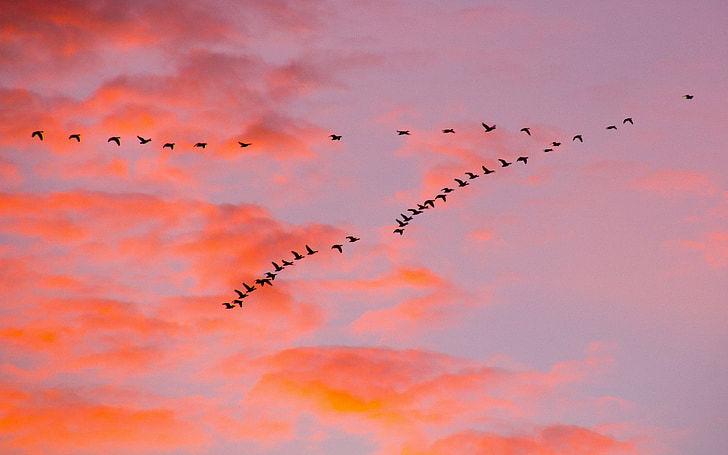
left=631, top=169, right=718, bottom=197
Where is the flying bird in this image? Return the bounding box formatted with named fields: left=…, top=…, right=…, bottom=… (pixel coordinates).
left=606, top=125, right=617, bottom=130
left=454, top=178, right=469, bottom=187
left=292, top=250, right=304, bottom=260
left=520, top=127, right=531, bottom=136
left=234, top=289, right=246, bottom=298
left=234, top=299, right=245, bottom=307
left=442, top=128, right=455, bottom=134
left=481, top=122, right=496, bottom=132
left=346, top=236, right=360, bottom=243
left=393, top=228, right=405, bottom=235
left=552, top=142, right=561, bottom=147
left=417, top=203, right=428, bottom=211
left=329, top=134, right=342, bottom=141
left=573, top=135, right=583, bottom=142
left=516, top=156, right=529, bottom=164
left=163, top=142, right=175, bottom=150
left=31, top=130, right=44, bottom=141
left=441, top=187, right=454, bottom=193
left=400, top=213, right=413, bottom=222
left=396, top=219, right=408, bottom=228
left=543, top=148, right=553, bottom=153
left=408, top=208, right=423, bottom=215
left=435, top=194, right=447, bottom=202
left=397, top=130, right=410, bottom=135
left=305, top=245, right=318, bottom=255
left=68, top=134, right=81, bottom=142
left=265, top=272, right=277, bottom=280
left=272, top=262, right=284, bottom=272
left=222, top=302, right=236, bottom=309
left=498, top=159, right=512, bottom=167
left=281, top=259, right=294, bottom=267
left=256, top=278, right=273, bottom=287
left=683, top=94, right=694, bottom=100
left=243, top=282, right=256, bottom=293
left=137, top=136, right=152, bottom=144
left=623, top=117, right=633, bottom=125
left=482, top=166, right=495, bottom=175
left=194, top=142, right=207, bottom=149
left=331, top=244, right=343, bottom=253
left=108, top=136, right=121, bottom=146
left=423, top=199, right=435, bottom=208
left=238, top=142, right=252, bottom=147
left=465, top=172, right=479, bottom=180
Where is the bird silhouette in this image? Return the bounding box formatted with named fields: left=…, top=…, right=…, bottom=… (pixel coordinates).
left=256, top=278, right=273, bottom=287
left=329, top=134, right=342, bottom=141
left=520, top=127, right=531, bottom=136
left=31, top=130, right=44, bottom=141
left=331, top=244, right=343, bottom=253
left=408, top=208, right=423, bottom=215
left=435, top=194, right=447, bottom=202
left=498, top=159, right=512, bottom=167
left=552, top=142, right=561, bottom=147
left=243, top=282, right=256, bottom=293
left=417, top=203, right=428, bottom=211
left=623, top=117, right=633, bottom=125
left=292, top=250, right=304, bottom=260
left=68, top=134, right=81, bottom=142
left=234, top=299, right=245, bottom=307
left=194, top=142, right=207, bottom=149
left=305, top=245, right=318, bottom=255
left=346, top=236, right=360, bottom=242
left=108, top=136, right=121, bottom=146
left=454, top=178, right=469, bottom=187
left=396, top=219, right=408, bottom=228
left=423, top=199, right=435, bottom=208
left=683, top=94, right=694, bottom=100
left=481, top=122, right=496, bottom=132
left=281, top=259, right=294, bottom=267
left=137, top=136, right=152, bottom=144
left=400, top=213, right=413, bottom=222
left=482, top=166, right=495, bottom=175
left=272, top=262, right=284, bottom=272
left=573, top=135, right=583, bottom=142
left=238, top=142, right=252, bottom=147
left=222, top=302, right=236, bottom=309
left=543, top=148, right=553, bottom=153
left=265, top=272, right=277, bottom=280
left=442, top=128, right=455, bottom=134
left=393, top=228, right=405, bottom=235
left=163, top=142, right=175, bottom=150
left=234, top=289, right=246, bottom=298
left=606, top=125, right=617, bottom=130
left=441, top=187, right=454, bottom=194
left=397, top=130, right=410, bottom=135
left=465, top=172, right=479, bottom=180
left=516, top=156, right=529, bottom=164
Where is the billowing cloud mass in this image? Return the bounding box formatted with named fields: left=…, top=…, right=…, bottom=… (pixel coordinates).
left=1, top=0, right=727, bottom=454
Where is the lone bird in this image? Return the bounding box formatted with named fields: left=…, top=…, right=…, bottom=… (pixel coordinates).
left=194, top=142, right=207, bottom=149
left=346, top=235, right=360, bottom=243
left=516, top=156, right=529, bottom=164
left=291, top=250, right=305, bottom=260
left=68, top=134, right=81, bottom=142
left=623, top=117, right=633, bottom=125
left=482, top=166, right=495, bottom=175
left=544, top=148, right=553, bottom=153
left=397, top=130, right=410, bottom=135
left=137, top=136, right=152, bottom=144
left=552, top=142, right=561, bottom=147
left=606, top=125, right=617, bottom=130
left=163, top=142, right=175, bottom=150
left=272, top=261, right=284, bottom=272
left=683, top=94, right=694, bottom=100
left=520, top=127, right=531, bottom=136
left=498, top=158, right=512, bottom=167
left=442, top=128, right=455, bottom=134
left=331, top=244, right=343, bottom=253
left=573, top=135, right=583, bottom=142
left=393, top=228, right=405, bottom=235
left=435, top=194, right=447, bottom=202
left=108, top=136, right=121, bottom=146
left=222, top=302, right=236, bottom=309
left=238, top=142, right=252, bottom=147
left=481, top=122, right=496, bottom=132
left=305, top=245, right=318, bottom=255
left=441, top=187, right=454, bottom=193
left=32, top=130, right=44, bottom=141
left=454, top=178, right=469, bottom=187
left=243, top=282, right=256, bottom=293
left=256, top=278, right=273, bottom=287
left=465, top=172, right=479, bottom=180
left=329, top=134, right=342, bottom=141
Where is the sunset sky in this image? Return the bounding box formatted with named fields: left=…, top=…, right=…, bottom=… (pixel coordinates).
left=1, top=1, right=727, bottom=454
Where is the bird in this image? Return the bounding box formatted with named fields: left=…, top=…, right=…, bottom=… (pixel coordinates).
left=683, top=94, right=694, bottom=100
left=606, top=125, right=617, bottom=130
left=393, top=228, right=405, bottom=235
left=408, top=208, right=423, bottom=215
left=623, top=117, right=633, bottom=125
left=396, top=219, right=408, bottom=228
left=543, top=148, right=553, bottom=153
left=346, top=236, right=360, bottom=243
left=520, top=127, right=531, bottom=136
left=194, top=142, right=207, bottom=149
left=329, top=134, right=342, bottom=141
left=423, top=199, right=435, bottom=208
left=573, top=135, right=583, bottom=142
left=552, top=142, right=561, bottom=147
left=234, top=289, right=246, bottom=298
left=397, top=130, right=410, bottom=135
left=441, top=187, right=454, bottom=194
left=31, top=130, right=44, bottom=141
left=243, top=282, right=256, bottom=293
left=265, top=272, right=277, bottom=280
left=400, top=214, right=413, bottom=222
left=481, top=122, right=496, bottom=132
left=281, top=259, right=294, bottom=267
left=482, top=166, right=495, bottom=175
left=256, top=278, right=273, bottom=287
left=163, top=142, right=175, bottom=150
left=292, top=250, right=304, bottom=260
left=442, top=128, right=455, bottom=134
left=108, top=136, right=121, bottom=146
left=68, top=134, right=81, bottom=142
left=454, top=178, right=469, bottom=187
left=498, top=159, right=512, bottom=167
left=435, top=194, right=447, bottom=202
left=238, top=142, right=252, bottom=147
left=417, top=203, right=428, bottom=211
left=222, top=302, right=236, bottom=309
left=516, top=156, right=529, bottom=164
left=272, top=262, right=284, bottom=272
left=137, top=136, right=152, bottom=144
left=234, top=300, right=245, bottom=307
left=305, top=245, right=318, bottom=255
left=331, top=244, right=343, bottom=253
left=465, top=172, right=479, bottom=180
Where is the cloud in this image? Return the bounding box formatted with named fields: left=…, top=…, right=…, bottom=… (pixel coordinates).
left=631, top=169, right=718, bottom=197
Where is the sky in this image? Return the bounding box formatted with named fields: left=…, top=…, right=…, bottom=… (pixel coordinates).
left=0, top=0, right=727, bottom=454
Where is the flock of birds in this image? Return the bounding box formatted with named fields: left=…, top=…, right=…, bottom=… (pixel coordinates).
left=27, top=94, right=694, bottom=308
left=221, top=236, right=360, bottom=309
